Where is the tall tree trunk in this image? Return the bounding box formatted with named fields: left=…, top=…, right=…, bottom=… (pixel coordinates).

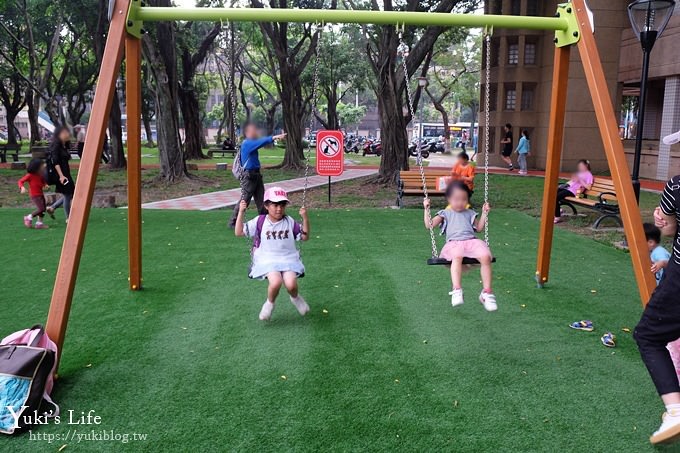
left=141, top=0, right=185, bottom=181
left=143, top=27, right=185, bottom=181
left=265, top=104, right=278, bottom=136
left=141, top=107, right=155, bottom=147
left=4, top=110, right=20, bottom=144
left=178, top=85, right=205, bottom=160
left=108, top=92, right=126, bottom=168
left=279, top=66, right=305, bottom=169
left=376, top=78, right=409, bottom=183
left=26, top=90, right=41, bottom=145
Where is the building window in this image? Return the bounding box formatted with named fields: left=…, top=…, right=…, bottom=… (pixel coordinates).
left=524, top=42, right=537, bottom=65
left=511, top=0, right=521, bottom=16
left=505, top=85, right=517, bottom=111
left=521, top=84, right=536, bottom=111
left=508, top=43, right=519, bottom=65
left=527, top=0, right=540, bottom=16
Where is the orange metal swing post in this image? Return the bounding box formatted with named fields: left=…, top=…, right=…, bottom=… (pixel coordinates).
left=125, top=36, right=143, bottom=291
left=535, top=45, right=571, bottom=287
left=572, top=0, right=655, bottom=305
left=45, top=0, right=131, bottom=362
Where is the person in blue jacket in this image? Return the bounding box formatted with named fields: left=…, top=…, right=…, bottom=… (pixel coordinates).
left=230, top=123, right=287, bottom=227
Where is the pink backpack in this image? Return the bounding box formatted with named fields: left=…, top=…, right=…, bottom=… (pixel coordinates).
left=0, top=325, right=59, bottom=434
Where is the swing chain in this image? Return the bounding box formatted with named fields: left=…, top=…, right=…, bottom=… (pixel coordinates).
left=483, top=32, right=491, bottom=246
left=399, top=32, right=438, bottom=260
left=224, top=24, right=247, bottom=203
left=302, top=24, right=322, bottom=209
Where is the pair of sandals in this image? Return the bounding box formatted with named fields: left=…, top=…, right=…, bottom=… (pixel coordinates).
left=569, top=320, right=616, bottom=348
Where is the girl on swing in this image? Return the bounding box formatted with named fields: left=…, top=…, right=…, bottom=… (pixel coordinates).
left=423, top=181, right=497, bottom=311
left=235, top=187, right=311, bottom=321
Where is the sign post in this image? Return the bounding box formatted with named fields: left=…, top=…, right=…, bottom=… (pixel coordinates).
left=316, top=130, right=344, bottom=205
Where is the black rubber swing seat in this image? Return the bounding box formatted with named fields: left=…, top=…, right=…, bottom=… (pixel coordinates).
left=427, top=257, right=497, bottom=266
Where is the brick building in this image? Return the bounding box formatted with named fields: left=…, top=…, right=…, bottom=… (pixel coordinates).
left=481, top=0, right=630, bottom=174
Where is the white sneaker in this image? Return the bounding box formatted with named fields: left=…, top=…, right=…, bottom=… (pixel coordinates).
left=259, top=301, right=275, bottom=321
left=479, top=292, right=498, bottom=312
left=651, top=411, right=680, bottom=444
left=290, top=295, right=310, bottom=316
left=449, top=289, right=464, bottom=308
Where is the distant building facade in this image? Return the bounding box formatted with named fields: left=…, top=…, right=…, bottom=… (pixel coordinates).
left=480, top=0, right=629, bottom=174
left=619, top=1, right=680, bottom=180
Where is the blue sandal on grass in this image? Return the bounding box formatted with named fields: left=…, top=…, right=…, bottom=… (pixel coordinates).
left=569, top=320, right=593, bottom=332
left=601, top=332, right=616, bottom=348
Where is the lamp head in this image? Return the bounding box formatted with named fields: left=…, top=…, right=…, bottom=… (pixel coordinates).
left=417, top=77, right=428, bottom=88
left=628, top=0, right=675, bottom=51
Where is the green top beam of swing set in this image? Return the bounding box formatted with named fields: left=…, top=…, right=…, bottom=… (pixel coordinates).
left=133, top=7, right=569, bottom=31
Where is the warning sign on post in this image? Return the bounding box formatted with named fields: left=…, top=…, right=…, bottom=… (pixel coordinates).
left=316, top=131, right=344, bottom=177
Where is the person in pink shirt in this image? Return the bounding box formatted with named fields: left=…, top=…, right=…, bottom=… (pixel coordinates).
left=554, top=159, right=593, bottom=224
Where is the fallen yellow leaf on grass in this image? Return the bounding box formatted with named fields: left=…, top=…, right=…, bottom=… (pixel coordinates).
left=322, top=309, right=329, bottom=314
left=590, top=290, right=597, bottom=294
left=85, top=364, right=92, bottom=368
left=58, top=444, right=68, bottom=452
left=181, top=327, right=188, bottom=330
left=622, top=327, right=631, bottom=333
left=280, top=375, right=287, bottom=380
left=520, top=304, right=526, bottom=308
left=41, top=269, right=46, bottom=272
left=394, top=379, right=400, bottom=383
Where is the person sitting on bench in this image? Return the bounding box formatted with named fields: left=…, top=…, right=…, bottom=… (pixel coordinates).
left=554, top=159, right=593, bottom=224
left=222, top=137, right=235, bottom=151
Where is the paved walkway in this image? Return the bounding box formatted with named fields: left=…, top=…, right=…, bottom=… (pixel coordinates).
left=141, top=168, right=377, bottom=211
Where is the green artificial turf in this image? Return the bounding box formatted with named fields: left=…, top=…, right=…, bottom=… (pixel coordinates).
left=0, top=207, right=676, bottom=452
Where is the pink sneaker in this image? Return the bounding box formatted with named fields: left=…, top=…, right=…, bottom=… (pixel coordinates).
left=35, top=222, right=49, bottom=229
left=23, top=216, right=33, bottom=228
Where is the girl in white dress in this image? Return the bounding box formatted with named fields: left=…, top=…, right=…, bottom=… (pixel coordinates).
left=235, top=187, right=311, bottom=320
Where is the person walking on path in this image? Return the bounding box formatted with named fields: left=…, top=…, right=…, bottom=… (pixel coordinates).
left=75, top=124, right=86, bottom=158
left=500, top=123, right=514, bottom=171
left=46, top=126, right=75, bottom=223
left=515, top=130, right=531, bottom=175
left=229, top=123, right=287, bottom=228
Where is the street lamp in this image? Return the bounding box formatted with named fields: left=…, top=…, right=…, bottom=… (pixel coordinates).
left=627, top=0, right=675, bottom=201
left=417, top=77, right=428, bottom=150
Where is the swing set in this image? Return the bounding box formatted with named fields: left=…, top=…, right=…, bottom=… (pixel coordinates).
left=45, top=0, right=657, bottom=368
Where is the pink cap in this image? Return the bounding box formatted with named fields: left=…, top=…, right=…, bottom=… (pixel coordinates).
left=264, top=186, right=289, bottom=203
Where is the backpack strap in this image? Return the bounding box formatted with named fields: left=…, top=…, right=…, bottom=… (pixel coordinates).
left=28, top=324, right=45, bottom=347
left=252, top=215, right=266, bottom=248
left=292, top=218, right=302, bottom=239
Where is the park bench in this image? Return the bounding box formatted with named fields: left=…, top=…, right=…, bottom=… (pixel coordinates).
left=559, top=177, right=622, bottom=229
left=207, top=147, right=237, bottom=158
left=0, top=143, right=21, bottom=163
left=397, top=170, right=451, bottom=207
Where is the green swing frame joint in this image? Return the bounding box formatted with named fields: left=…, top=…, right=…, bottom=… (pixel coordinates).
left=126, top=0, right=143, bottom=39
left=553, top=2, right=581, bottom=48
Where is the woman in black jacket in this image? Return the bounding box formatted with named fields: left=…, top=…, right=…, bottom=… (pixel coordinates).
left=46, top=126, right=75, bottom=222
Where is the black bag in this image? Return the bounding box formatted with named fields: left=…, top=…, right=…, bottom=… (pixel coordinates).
left=45, top=154, right=59, bottom=185
left=0, top=325, right=58, bottom=435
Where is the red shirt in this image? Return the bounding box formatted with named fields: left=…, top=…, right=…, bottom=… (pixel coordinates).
left=18, top=173, right=47, bottom=197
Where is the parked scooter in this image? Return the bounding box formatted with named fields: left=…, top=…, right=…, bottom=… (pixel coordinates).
left=362, top=139, right=382, bottom=156
left=408, top=140, right=431, bottom=159
left=344, top=137, right=361, bottom=154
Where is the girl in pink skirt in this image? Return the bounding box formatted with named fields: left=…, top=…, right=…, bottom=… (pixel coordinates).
left=423, top=181, right=497, bottom=311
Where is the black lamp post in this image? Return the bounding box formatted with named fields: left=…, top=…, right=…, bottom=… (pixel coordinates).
left=627, top=0, right=675, bottom=201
